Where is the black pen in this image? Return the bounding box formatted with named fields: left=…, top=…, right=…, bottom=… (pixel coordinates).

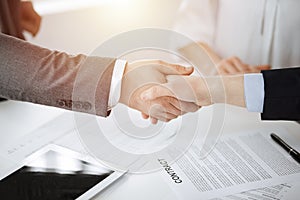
left=270, top=133, right=300, bottom=164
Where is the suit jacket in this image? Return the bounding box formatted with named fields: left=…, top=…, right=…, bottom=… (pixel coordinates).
left=0, top=33, right=115, bottom=117
left=0, top=0, right=115, bottom=117
left=0, top=0, right=25, bottom=102
left=262, top=68, right=300, bottom=120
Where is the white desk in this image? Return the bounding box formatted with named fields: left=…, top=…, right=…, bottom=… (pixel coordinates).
left=0, top=100, right=299, bottom=200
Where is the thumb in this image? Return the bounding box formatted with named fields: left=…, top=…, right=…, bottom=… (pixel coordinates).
left=159, top=62, right=194, bottom=75
left=141, top=84, right=175, bottom=100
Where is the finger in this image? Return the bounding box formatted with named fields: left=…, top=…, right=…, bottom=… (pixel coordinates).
left=231, top=57, right=250, bottom=72
left=165, top=102, right=182, bottom=116
left=159, top=97, right=183, bottom=116
left=149, top=101, right=180, bottom=118
left=222, top=61, right=240, bottom=74
left=141, top=85, right=174, bottom=100
left=247, top=65, right=270, bottom=73
left=168, top=97, right=199, bottom=113
left=148, top=103, right=179, bottom=122
left=158, top=61, right=194, bottom=75
left=198, top=42, right=222, bottom=64
left=141, top=113, right=149, bottom=119
left=150, top=117, right=158, bottom=124
left=173, top=101, right=200, bottom=113
left=254, top=65, right=271, bottom=72
left=164, top=112, right=178, bottom=121
left=20, top=2, right=41, bottom=36
left=217, top=65, right=229, bottom=75
left=150, top=112, right=178, bottom=123
left=21, top=21, right=36, bottom=35
left=24, top=23, right=40, bottom=36
left=247, top=67, right=261, bottom=73
left=217, top=60, right=233, bottom=75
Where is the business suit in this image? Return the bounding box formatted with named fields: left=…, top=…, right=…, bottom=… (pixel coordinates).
left=0, top=33, right=116, bottom=117
left=0, top=0, right=116, bottom=116
left=0, top=0, right=25, bottom=101
left=262, top=68, right=300, bottom=120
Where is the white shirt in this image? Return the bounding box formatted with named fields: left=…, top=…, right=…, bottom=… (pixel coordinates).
left=174, top=0, right=300, bottom=68
left=244, top=74, right=264, bottom=113
left=174, top=0, right=300, bottom=113
left=107, top=60, right=127, bottom=110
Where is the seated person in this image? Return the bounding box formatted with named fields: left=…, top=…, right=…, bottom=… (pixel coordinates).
left=173, top=0, right=300, bottom=75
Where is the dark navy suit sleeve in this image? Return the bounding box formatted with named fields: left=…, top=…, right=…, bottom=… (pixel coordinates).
left=261, top=67, right=300, bottom=120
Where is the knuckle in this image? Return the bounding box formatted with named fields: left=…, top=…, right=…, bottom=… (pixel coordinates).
left=151, top=86, right=159, bottom=96
left=158, top=60, right=165, bottom=65
left=174, top=109, right=182, bottom=115
left=166, top=96, right=177, bottom=102
left=176, top=65, right=185, bottom=72
left=169, top=64, right=183, bottom=73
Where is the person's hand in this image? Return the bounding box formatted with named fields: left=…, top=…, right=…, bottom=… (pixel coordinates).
left=119, top=60, right=200, bottom=124
left=217, top=56, right=270, bottom=75
left=20, top=1, right=41, bottom=36
left=140, top=75, right=211, bottom=107
left=141, top=74, right=246, bottom=109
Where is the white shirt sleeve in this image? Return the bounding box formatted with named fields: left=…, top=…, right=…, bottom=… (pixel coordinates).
left=108, top=59, right=127, bottom=110
left=244, top=73, right=265, bottom=113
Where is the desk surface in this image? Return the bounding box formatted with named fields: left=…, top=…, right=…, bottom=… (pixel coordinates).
left=0, top=100, right=299, bottom=200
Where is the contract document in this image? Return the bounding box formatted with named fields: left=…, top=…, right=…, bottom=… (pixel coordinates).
left=211, top=182, right=298, bottom=200
left=159, top=130, right=300, bottom=199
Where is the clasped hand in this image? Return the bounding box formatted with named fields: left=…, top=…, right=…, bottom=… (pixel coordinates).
left=119, top=59, right=245, bottom=124
left=119, top=60, right=201, bottom=124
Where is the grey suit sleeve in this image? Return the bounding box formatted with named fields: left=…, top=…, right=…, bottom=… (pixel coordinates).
left=0, top=33, right=116, bottom=117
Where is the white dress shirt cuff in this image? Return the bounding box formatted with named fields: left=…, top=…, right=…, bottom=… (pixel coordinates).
left=244, top=73, right=265, bottom=113
left=108, top=59, right=127, bottom=109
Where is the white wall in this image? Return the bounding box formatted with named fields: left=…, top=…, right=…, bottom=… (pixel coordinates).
left=28, top=0, right=182, bottom=55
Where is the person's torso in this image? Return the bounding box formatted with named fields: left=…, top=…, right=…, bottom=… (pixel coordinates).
left=214, top=0, right=300, bottom=68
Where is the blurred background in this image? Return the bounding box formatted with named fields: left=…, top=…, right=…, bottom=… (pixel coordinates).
left=28, top=0, right=182, bottom=54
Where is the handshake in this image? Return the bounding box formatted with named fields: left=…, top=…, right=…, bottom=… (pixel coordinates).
left=119, top=60, right=245, bottom=124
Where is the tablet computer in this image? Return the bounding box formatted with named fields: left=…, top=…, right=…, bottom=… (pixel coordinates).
left=0, top=144, right=124, bottom=200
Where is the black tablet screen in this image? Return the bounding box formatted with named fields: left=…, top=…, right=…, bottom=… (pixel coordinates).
left=0, top=150, right=113, bottom=200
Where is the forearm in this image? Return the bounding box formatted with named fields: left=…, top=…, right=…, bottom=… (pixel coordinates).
left=0, top=33, right=116, bottom=116
left=199, top=75, right=246, bottom=108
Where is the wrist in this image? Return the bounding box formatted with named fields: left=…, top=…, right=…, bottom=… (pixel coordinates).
left=222, top=75, right=245, bottom=107
left=202, top=76, right=224, bottom=105
left=191, top=77, right=214, bottom=106
left=201, top=76, right=245, bottom=107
